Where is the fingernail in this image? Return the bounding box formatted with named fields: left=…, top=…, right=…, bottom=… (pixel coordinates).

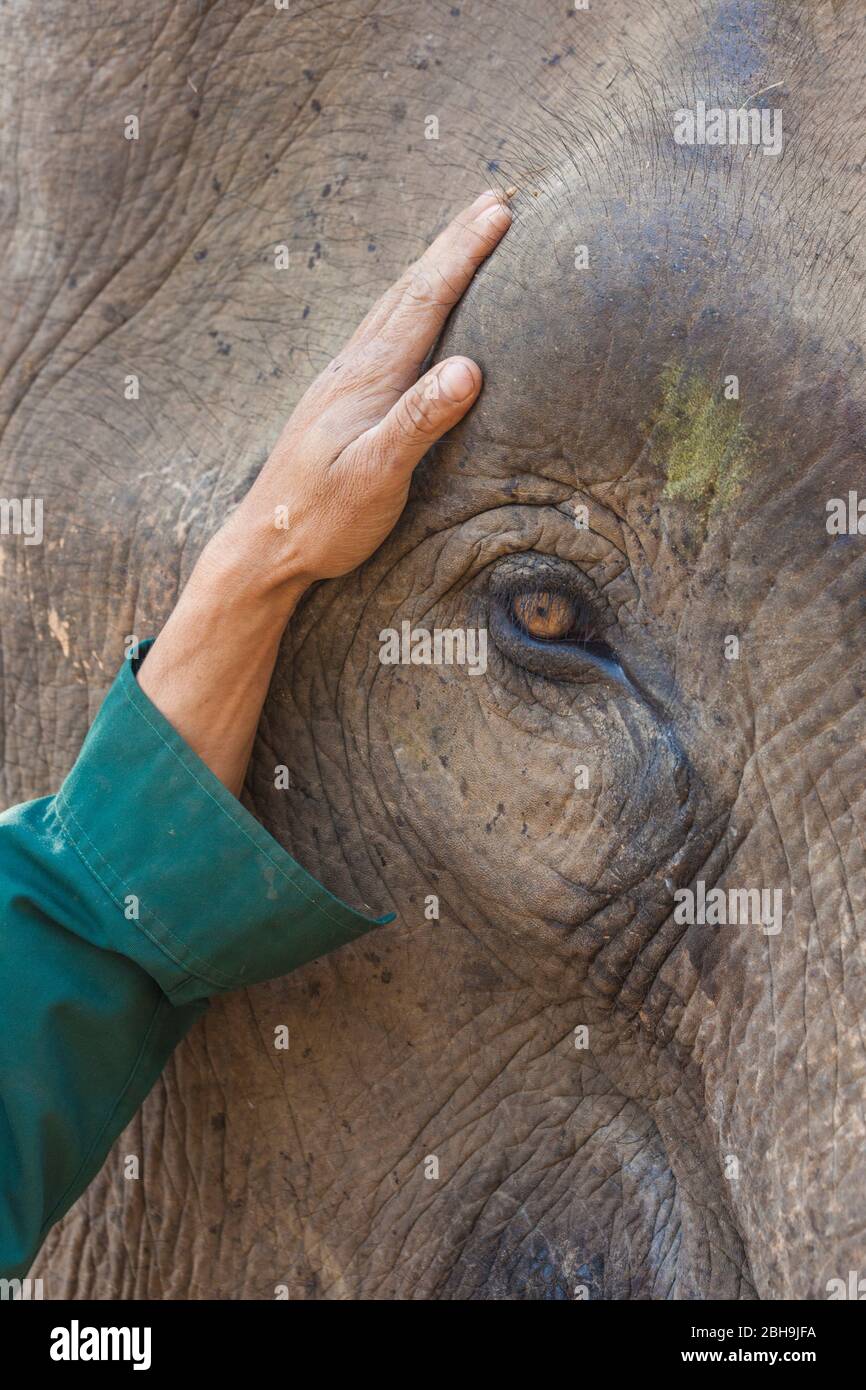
left=475, top=200, right=512, bottom=230
left=438, top=359, right=478, bottom=402
left=469, top=188, right=500, bottom=213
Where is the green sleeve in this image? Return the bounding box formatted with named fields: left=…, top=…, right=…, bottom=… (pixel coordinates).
left=0, top=641, right=392, bottom=1280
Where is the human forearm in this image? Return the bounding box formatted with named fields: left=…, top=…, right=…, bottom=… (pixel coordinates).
left=136, top=527, right=307, bottom=798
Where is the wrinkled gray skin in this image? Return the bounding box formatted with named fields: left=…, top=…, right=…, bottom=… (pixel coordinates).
left=3, top=0, right=865, bottom=1299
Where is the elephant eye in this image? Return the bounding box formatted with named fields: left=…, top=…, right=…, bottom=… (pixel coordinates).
left=510, top=590, right=595, bottom=644
left=488, top=554, right=620, bottom=682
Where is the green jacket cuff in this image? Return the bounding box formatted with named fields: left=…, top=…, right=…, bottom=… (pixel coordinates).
left=55, top=641, right=393, bottom=1004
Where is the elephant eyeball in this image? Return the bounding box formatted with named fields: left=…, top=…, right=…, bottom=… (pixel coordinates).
left=511, top=590, right=577, bottom=641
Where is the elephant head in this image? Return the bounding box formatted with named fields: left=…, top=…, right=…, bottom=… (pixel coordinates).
left=10, top=0, right=865, bottom=1298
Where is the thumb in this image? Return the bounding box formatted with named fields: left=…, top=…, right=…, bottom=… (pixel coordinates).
left=361, top=356, right=482, bottom=475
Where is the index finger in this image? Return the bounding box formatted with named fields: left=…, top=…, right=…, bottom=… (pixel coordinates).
left=343, top=189, right=514, bottom=364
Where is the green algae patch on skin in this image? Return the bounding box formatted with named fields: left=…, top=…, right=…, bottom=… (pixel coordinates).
left=650, top=363, right=753, bottom=517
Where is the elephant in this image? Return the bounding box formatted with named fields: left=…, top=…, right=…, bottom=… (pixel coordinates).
left=2, top=0, right=865, bottom=1299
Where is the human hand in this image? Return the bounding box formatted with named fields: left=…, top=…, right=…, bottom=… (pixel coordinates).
left=216, top=188, right=513, bottom=602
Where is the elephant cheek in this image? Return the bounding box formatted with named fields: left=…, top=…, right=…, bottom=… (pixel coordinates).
left=368, top=654, right=698, bottom=978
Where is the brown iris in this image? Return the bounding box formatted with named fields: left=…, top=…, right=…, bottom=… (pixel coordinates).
left=511, top=590, right=577, bottom=641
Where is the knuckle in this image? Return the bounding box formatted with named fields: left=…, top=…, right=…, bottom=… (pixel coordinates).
left=309, top=352, right=350, bottom=399
left=395, top=386, right=439, bottom=438
left=402, top=263, right=443, bottom=310
left=325, top=341, right=391, bottom=396
left=354, top=339, right=391, bottom=376
left=323, top=350, right=350, bottom=377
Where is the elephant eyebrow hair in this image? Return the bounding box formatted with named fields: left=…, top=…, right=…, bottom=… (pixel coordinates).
left=505, top=32, right=864, bottom=309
